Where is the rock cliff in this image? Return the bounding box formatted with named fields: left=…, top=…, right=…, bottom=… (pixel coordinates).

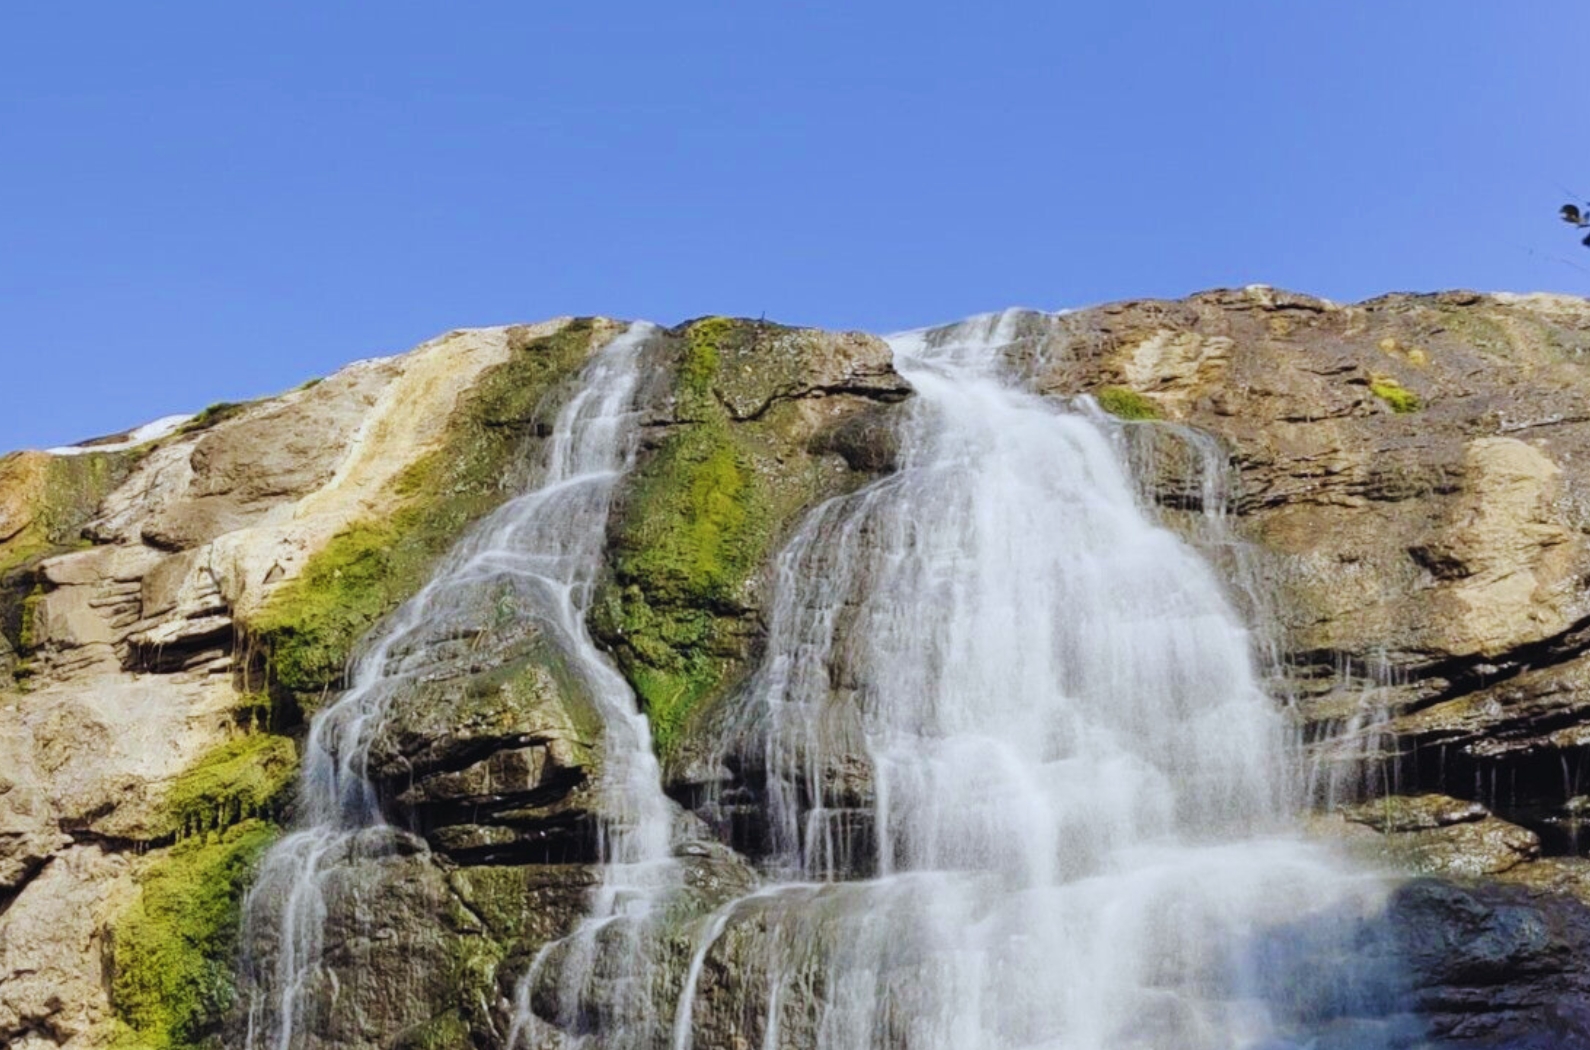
left=4, top=292, right=1590, bottom=1048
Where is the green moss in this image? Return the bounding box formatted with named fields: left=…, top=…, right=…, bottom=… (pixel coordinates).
left=678, top=316, right=732, bottom=416
left=595, top=319, right=781, bottom=752
left=393, top=1011, right=473, bottom=1050
left=1430, top=304, right=1513, bottom=358
left=231, top=691, right=275, bottom=731
left=595, top=576, right=728, bottom=749
left=243, top=321, right=600, bottom=701
left=616, top=425, right=769, bottom=606
left=246, top=520, right=409, bottom=697
left=109, top=821, right=279, bottom=1050
left=108, top=713, right=296, bottom=1046
left=160, top=733, right=297, bottom=840
left=1370, top=377, right=1420, bottom=414
left=17, top=583, right=43, bottom=652
left=1096, top=385, right=1162, bottom=421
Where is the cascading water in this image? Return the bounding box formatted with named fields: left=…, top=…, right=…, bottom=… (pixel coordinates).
left=241, top=322, right=678, bottom=1050
left=240, top=309, right=1404, bottom=1050
left=655, top=310, right=1398, bottom=1050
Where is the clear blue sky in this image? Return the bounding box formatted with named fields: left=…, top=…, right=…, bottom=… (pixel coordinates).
left=3, top=3, right=1586, bottom=450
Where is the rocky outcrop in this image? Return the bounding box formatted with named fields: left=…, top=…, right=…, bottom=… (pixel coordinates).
left=11, top=291, right=1590, bottom=1047
left=0, top=320, right=609, bottom=1049
left=1252, top=876, right=1590, bottom=1049
left=361, top=599, right=607, bottom=867
left=237, top=827, right=602, bottom=1050
left=0, top=311, right=910, bottom=1050
left=991, top=290, right=1590, bottom=1047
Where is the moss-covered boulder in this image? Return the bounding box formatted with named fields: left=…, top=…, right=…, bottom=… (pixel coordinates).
left=593, top=317, right=907, bottom=758
left=236, top=828, right=599, bottom=1050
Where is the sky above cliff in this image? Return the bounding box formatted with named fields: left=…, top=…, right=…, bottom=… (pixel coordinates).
left=3, top=2, right=1587, bottom=449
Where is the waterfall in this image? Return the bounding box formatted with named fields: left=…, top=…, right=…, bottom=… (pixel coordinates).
left=240, top=309, right=1400, bottom=1050
left=241, top=322, right=677, bottom=1050
left=661, top=311, right=1394, bottom=1049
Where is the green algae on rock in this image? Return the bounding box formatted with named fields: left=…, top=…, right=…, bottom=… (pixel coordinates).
left=596, top=317, right=906, bottom=754
left=107, top=718, right=296, bottom=1046
left=1369, top=376, right=1420, bottom=413
left=0, top=449, right=144, bottom=576
left=0, top=450, right=142, bottom=687
left=243, top=519, right=407, bottom=699
left=159, top=733, right=297, bottom=841
left=15, top=582, right=43, bottom=654
left=109, top=820, right=279, bottom=1050
left=363, top=632, right=609, bottom=865
left=1095, top=385, right=1163, bottom=421
left=174, top=401, right=250, bottom=436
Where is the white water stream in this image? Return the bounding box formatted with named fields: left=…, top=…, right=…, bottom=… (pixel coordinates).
left=242, top=323, right=677, bottom=1050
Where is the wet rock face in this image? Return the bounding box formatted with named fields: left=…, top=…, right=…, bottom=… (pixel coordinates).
left=1313, top=795, right=1545, bottom=879
left=975, top=290, right=1590, bottom=1047
left=237, top=828, right=600, bottom=1050
left=1247, top=877, right=1590, bottom=1049
left=593, top=318, right=910, bottom=764
left=361, top=587, right=608, bottom=866
left=1397, top=880, right=1590, bottom=995
left=1386, top=880, right=1590, bottom=1049
left=0, top=312, right=910, bottom=1050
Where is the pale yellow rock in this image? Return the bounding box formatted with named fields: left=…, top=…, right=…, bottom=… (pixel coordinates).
left=11, top=673, right=238, bottom=840
left=1117, top=329, right=1233, bottom=408
left=1493, top=856, right=1590, bottom=902
left=1419, top=437, right=1578, bottom=657
left=20, top=323, right=569, bottom=671
left=1340, top=793, right=1490, bottom=833
left=1396, top=816, right=1542, bottom=877
left=0, top=845, right=131, bottom=1049
left=0, top=454, right=47, bottom=548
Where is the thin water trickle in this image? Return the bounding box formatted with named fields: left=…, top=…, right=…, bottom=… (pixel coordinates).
left=241, top=323, right=676, bottom=1050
